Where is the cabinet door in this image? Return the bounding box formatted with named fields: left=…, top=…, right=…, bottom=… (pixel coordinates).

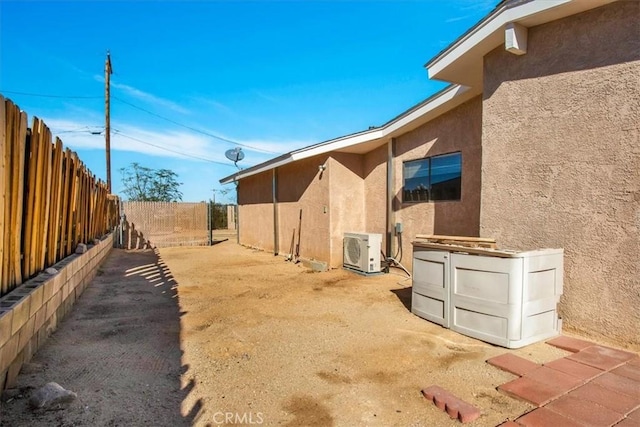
left=412, top=250, right=450, bottom=327
left=450, top=253, right=523, bottom=346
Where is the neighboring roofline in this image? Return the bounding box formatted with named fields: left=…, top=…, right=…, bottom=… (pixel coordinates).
left=219, top=84, right=469, bottom=184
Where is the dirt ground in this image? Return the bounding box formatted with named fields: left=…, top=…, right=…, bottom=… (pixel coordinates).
left=0, top=233, right=572, bottom=426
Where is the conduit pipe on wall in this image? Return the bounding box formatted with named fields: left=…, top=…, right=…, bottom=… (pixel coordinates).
left=273, top=168, right=279, bottom=255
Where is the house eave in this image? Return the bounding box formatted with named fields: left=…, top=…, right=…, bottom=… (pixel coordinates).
left=219, top=84, right=472, bottom=184
left=425, top=0, right=617, bottom=88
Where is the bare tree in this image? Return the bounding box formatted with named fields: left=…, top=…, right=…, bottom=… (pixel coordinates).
left=120, top=162, right=183, bottom=202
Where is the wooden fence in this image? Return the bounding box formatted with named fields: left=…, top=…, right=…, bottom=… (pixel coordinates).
left=121, top=201, right=208, bottom=248
left=0, top=95, right=120, bottom=297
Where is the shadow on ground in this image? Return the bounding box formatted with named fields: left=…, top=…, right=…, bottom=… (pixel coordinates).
left=390, top=286, right=413, bottom=312
left=0, top=248, right=202, bottom=426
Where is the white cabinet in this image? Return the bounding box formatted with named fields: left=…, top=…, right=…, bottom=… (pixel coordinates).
left=412, top=243, right=563, bottom=349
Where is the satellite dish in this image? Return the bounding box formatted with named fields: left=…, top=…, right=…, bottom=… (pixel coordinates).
left=225, top=147, right=244, bottom=163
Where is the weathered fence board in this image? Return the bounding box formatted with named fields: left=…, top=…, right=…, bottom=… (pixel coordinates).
left=0, top=95, right=119, bottom=297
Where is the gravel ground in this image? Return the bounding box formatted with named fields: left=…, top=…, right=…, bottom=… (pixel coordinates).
left=0, top=236, right=571, bottom=426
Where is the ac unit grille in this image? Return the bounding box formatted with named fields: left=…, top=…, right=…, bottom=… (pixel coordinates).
left=344, top=237, right=362, bottom=266
left=343, top=232, right=382, bottom=274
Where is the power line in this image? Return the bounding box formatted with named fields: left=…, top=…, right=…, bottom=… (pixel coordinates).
left=0, top=90, right=101, bottom=99
left=50, top=125, right=104, bottom=134
left=112, top=129, right=240, bottom=167
left=112, top=95, right=281, bottom=155
left=1, top=88, right=282, bottom=156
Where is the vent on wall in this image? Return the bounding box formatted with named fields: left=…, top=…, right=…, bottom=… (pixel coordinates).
left=343, top=232, right=382, bottom=275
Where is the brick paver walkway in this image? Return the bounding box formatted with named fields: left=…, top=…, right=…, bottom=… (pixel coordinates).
left=488, top=336, right=640, bottom=426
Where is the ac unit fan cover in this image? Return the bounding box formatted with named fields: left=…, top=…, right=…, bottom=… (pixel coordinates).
left=345, top=237, right=362, bottom=265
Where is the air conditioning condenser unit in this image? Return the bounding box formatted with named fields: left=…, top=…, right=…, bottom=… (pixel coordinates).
left=343, top=232, right=382, bottom=275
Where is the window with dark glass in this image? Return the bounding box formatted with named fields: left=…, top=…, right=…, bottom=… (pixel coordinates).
left=403, top=152, right=461, bottom=202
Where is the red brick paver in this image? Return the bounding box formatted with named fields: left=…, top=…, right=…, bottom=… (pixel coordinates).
left=545, top=395, right=624, bottom=426
left=516, top=407, right=584, bottom=427
left=611, top=360, right=640, bottom=382
left=628, top=357, right=640, bottom=367
left=488, top=336, right=640, bottom=427
left=544, top=357, right=603, bottom=381
left=421, top=385, right=481, bottom=423
left=498, top=376, right=566, bottom=406
left=592, top=372, right=640, bottom=399
left=547, top=336, right=594, bottom=353
left=567, top=382, right=640, bottom=415
left=615, top=418, right=640, bottom=426
left=487, top=353, right=541, bottom=376
left=567, top=345, right=637, bottom=371
left=523, top=366, right=583, bottom=392
left=628, top=407, right=640, bottom=421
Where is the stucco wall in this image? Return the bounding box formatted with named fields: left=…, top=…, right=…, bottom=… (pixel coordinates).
left=237, top=172, right=274, bottom=251
left=393, top=96, right=483, bottom=269
left=363, top=144, right=388, bottom=250
left=328, top=153, right=366, bottom=267
left=480, top=2, right=640, bottom=349
left=277, top=155, right=331, bottom=263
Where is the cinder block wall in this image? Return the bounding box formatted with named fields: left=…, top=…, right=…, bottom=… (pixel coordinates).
left=0, top=233, right=114, bottom=390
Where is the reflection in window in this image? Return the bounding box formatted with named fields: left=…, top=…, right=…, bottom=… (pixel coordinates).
left=403, top=152, right=461, bottom=202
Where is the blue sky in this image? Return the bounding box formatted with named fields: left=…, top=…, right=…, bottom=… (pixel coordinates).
left=0, top=0, right=495, bottom=203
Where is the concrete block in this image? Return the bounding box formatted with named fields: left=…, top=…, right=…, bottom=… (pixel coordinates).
left=28, top=335, right=39, bottom=361
left=37, top=324, right=49, bottom=348
left=0, top=334, right=19, bottom=374
left=64, top=296, right=73, bottom=314
left=45, top=291, right=62, bottom=321
left=29, top=285, right=45, bottom=318
left=10, top=295, right=31, bottom=336
left=34, top=305, right=47, bottom=332
left=52, top=273, right=63, bottom=295
left=75, top=273, right=84, bottom=291
left=5, top=349, right=24, bottom=389
left=56, top=303, right=65, bottom=320
left=17, top=316, right=35, bottom=354
left=67, top=257, right=77, bottom=277
left=50, top=263, right=66, bottom=285
left=49, top=311, right=58, bottom=332
left=66, top=273, right=76, bottom=291
left=61, top=282, right=70, bottom=301
left=0, top=310, right=13, bottom=347
left=42, top=279, right=55, bottom=304
left=1, top=369, right=7, bottom=392
left=43, top=312, right=58, bottom=338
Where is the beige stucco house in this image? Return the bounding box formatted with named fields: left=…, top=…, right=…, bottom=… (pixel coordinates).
left=221, top=0, right=639, bottom=350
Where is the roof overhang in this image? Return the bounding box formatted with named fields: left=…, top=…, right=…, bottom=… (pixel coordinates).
left=220, top=84, right=475, bottom=184
left=221, top=0, right=618, bottom=186
left=425, top=0, right=617, bottom=87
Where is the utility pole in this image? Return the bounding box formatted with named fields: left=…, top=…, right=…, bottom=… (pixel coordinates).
left=105, top=51, right=113, bottom=193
